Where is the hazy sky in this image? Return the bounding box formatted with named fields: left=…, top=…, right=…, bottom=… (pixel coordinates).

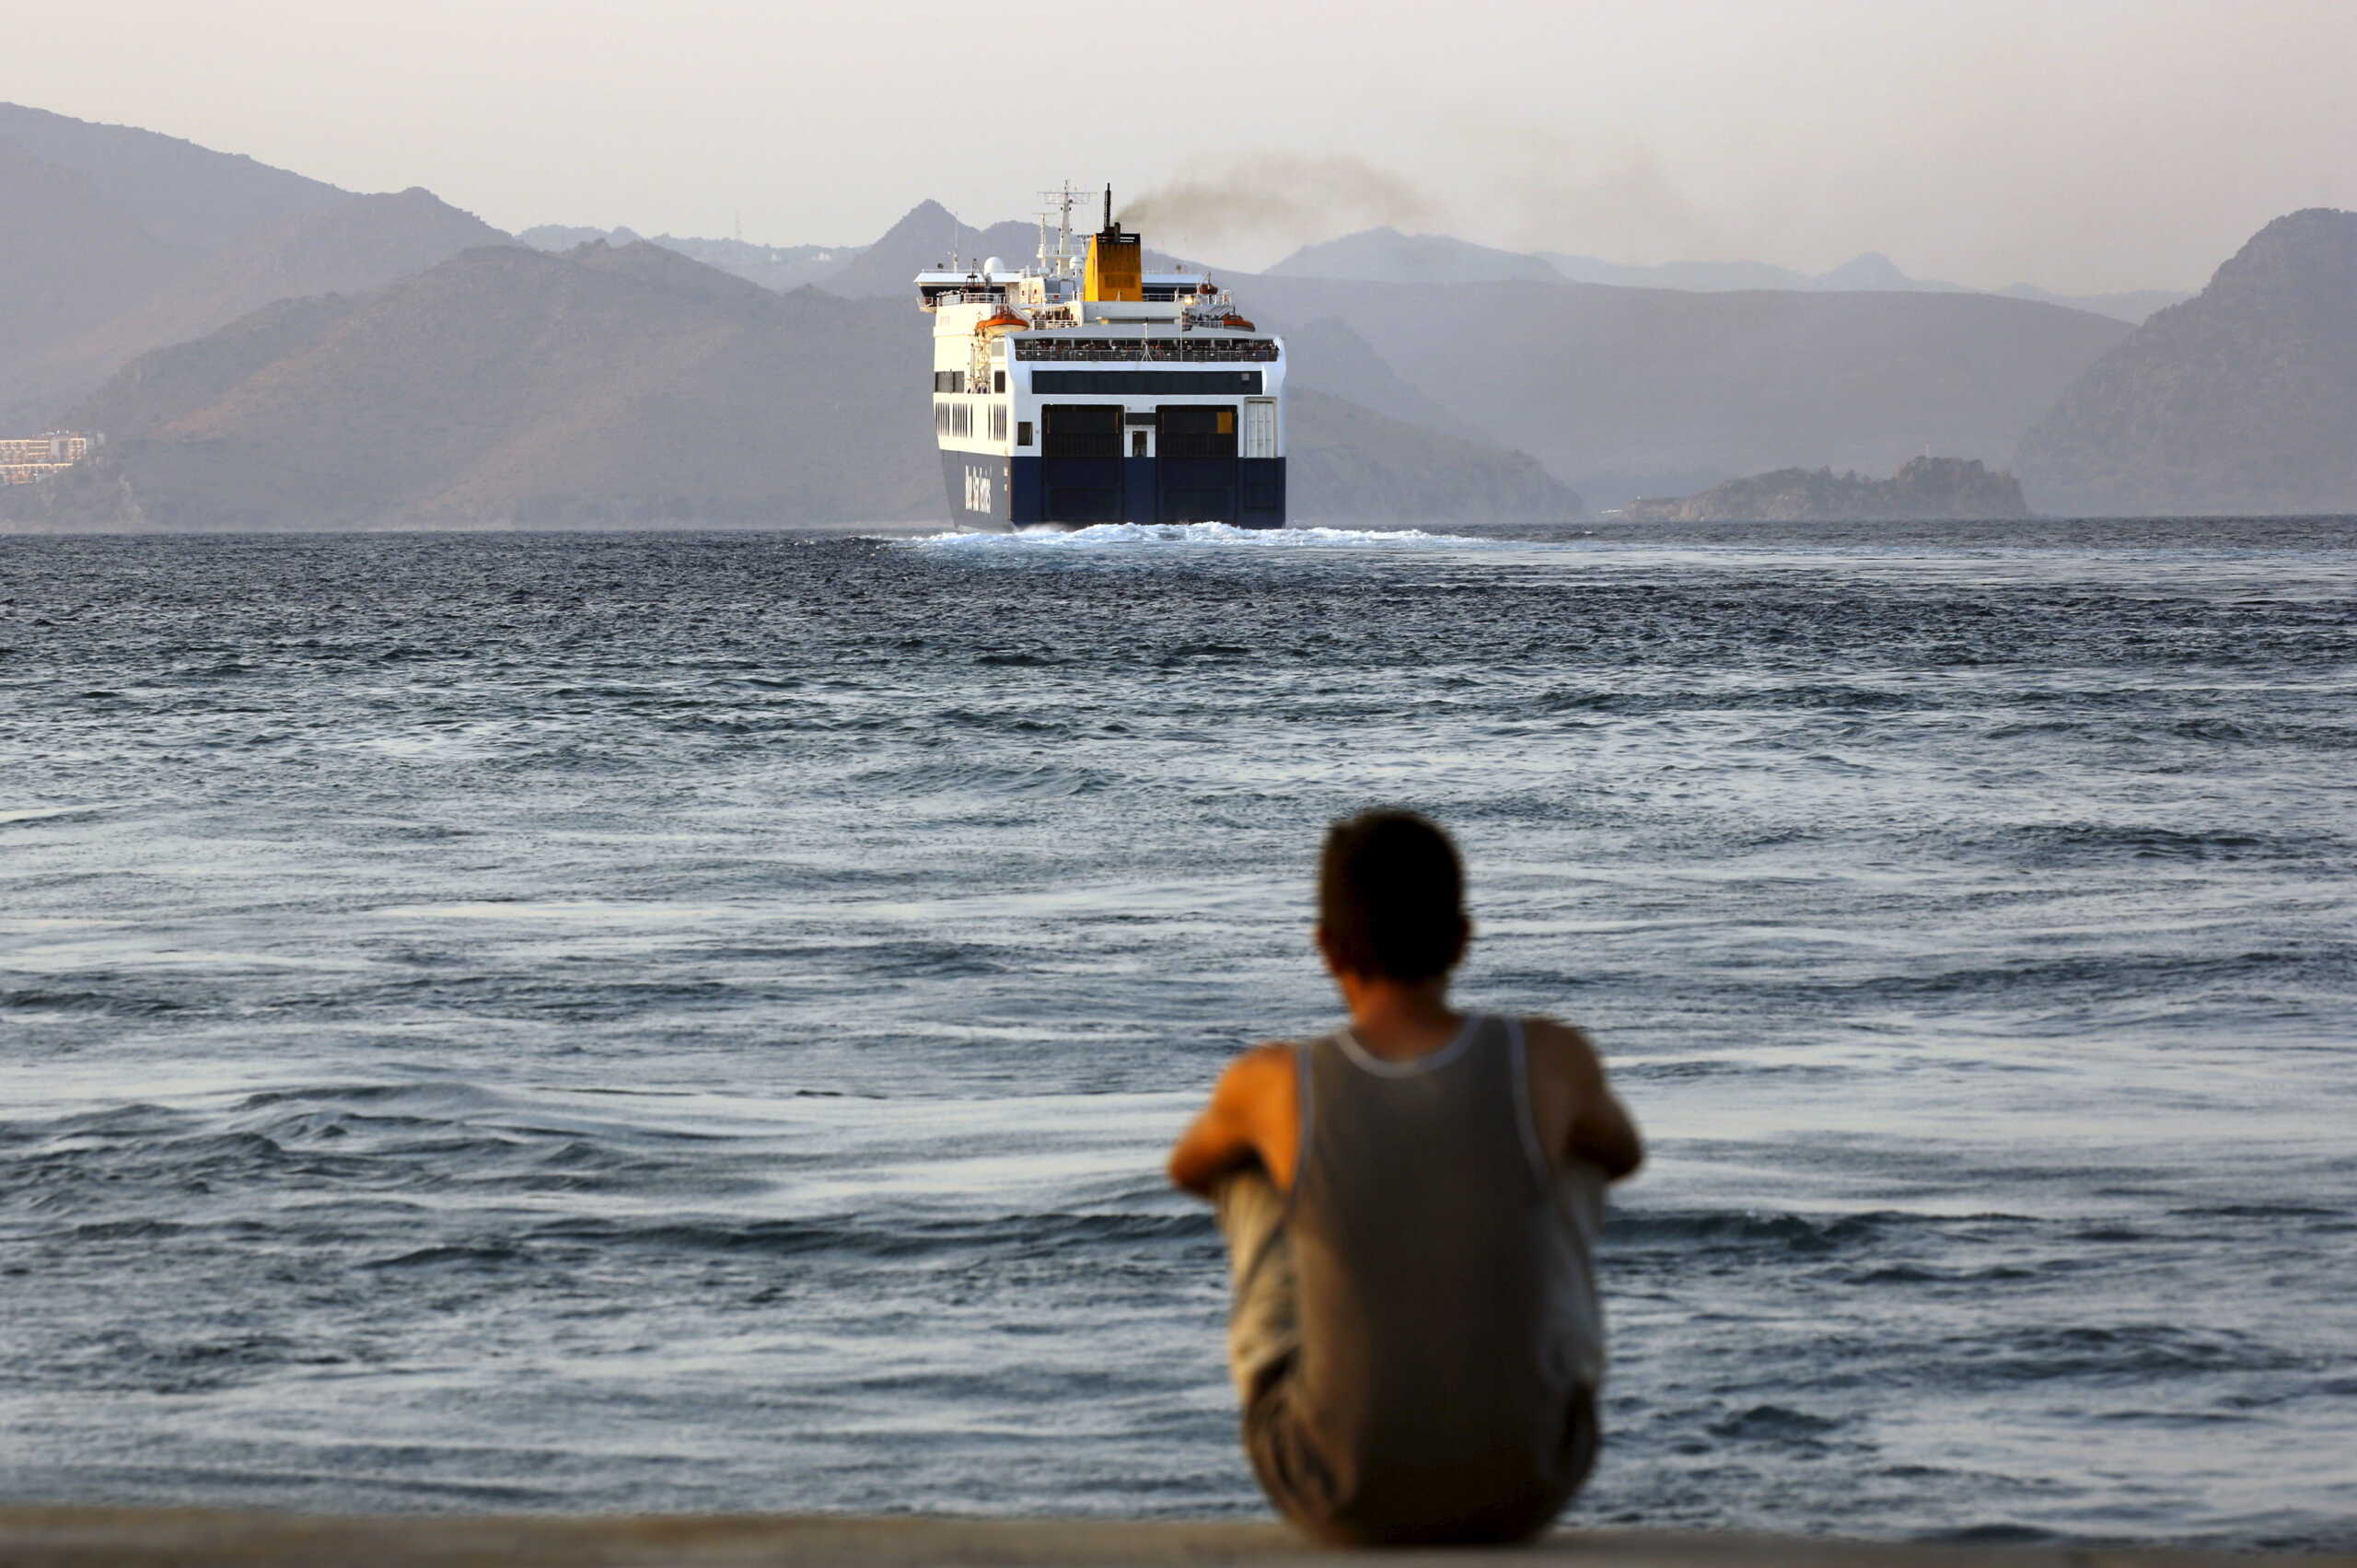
left=28, top=0, right=2356, bottom=291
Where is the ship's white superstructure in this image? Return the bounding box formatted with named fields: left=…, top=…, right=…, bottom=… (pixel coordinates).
left=919, top=185, right=1285, bottom=529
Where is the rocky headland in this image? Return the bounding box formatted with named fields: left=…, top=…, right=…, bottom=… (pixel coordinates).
left=2016, top=207, right=2357, bottom=517
left=1620, top=457, right=2028, bottom=522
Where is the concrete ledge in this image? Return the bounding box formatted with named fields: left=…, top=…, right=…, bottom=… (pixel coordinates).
left=0, top=1508, right=2348, bottom=1568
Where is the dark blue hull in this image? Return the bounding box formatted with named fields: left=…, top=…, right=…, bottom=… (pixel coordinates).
left=940, top=452, right=1284, bottom=530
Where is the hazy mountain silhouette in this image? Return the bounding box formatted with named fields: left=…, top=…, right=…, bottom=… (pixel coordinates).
left=1994, top=282, right=2191, bottom=325
left=1538, top=252, right=1818, bottom=292
left=1288, top=389, right=1577, bottom=522
left=518, top=226, right=855, bottom=291
left=1241, top=275, right=2131, bottom=509
left=1266, top=227, right=1562, bottom=284
left=0, top=102, right=342, bottom=251
left=1549, top=249, right=1980, bottom=295
left=1811, top=251, right=1965, bottom=293
left=65, top=243, right=931, bottom=528
left=0, top=102, right=2230, bottom=528
left=52, top=240, right=1573, bottom=529
left=1276, top=317, right=1474, bottom=437
left=2016, top=208, right=2357, bottom=517
left=0, top=105, right=512, bottom=426
left=818, top=200, right=1041, bottom=297
left=0, top=143, right=187, bottom=376
left=1276, top=227, right=2175, bottom=323
left=32, top=188, right=510, bottom=414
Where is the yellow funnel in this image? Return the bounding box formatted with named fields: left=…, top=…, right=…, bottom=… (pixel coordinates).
left=1085, top=227, right=1143, bottom=303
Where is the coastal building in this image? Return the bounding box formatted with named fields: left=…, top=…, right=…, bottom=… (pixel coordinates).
left=0, top=432, right=98, bottom=485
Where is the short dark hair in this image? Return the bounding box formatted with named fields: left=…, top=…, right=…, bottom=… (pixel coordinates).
left=1317, top=810, right=1469, bottom=982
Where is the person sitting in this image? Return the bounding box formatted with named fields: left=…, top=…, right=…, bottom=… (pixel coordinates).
left=1167, top=808, right=1643, bottom=1545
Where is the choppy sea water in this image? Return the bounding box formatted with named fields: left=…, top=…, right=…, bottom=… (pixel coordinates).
left=2, top=518, right=2352, bottom=1550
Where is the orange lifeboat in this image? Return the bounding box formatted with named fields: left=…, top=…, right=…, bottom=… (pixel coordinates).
left=1220, top=313, right=1256, bottom=331
left=975, top=309, right=1028, bottom=335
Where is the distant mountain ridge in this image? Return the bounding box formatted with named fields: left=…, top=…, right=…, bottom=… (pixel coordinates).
left=1259, top=226, right=2184, bottom=323
left=36, top=239, right=1577, bottom=529
left=0, top=102, right=343, bottom=250
left=2, top=100, right=2307, bottom=530
left=517, top=225, right=855, bottom=292
left=1238, top=273, right=2130, bottom=510
left=509, top=205, right=2184, bottom=325
left=0, top=103, right=513, bottom=427
left=1267, top=226, right=1561, bottom=285
left=2016, top=208, right=2357, bottom=517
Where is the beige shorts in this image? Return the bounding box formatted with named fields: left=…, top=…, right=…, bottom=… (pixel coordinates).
left=1213, top=1169, right=1298, bottom=1407
left=1211, top=1168, right=1598, bottom=1547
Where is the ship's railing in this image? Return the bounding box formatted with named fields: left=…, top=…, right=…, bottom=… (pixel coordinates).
left=919, top=286, right=1009, bottom=308
left=1014, top=337, right=1279, bottom=363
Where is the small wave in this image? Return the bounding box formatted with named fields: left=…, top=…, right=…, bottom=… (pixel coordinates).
left=531, top=1209, right=1213, bottom=1260
left=1952, top=1324, right=2301, bottom=1383
left=361, top=1242, right=528, bottom=1271
left=1846, top=1262, right=2040, bottom=1285
left=1915, top=1524, right=2066, bottom=1547
left=3, top=988, right=188, bottom=1016
left=899, top=522, right=1520, bottom=551
left=1705, top=1404, right=1849, bottom=1442
left=844, top=758, right=1115, bottom=800
left=1608, top=1207, right=1915, bottom=1254
left=0, top=804, right=110, bottom=828
left=2007, top=822, right=2297, bottom=861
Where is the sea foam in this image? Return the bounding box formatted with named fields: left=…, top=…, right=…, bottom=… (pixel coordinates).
left=897, top=521, right=1525, bottom=551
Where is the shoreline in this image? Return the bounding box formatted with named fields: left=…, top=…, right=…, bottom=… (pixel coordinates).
left=0, top=1508, right=2349, bottom=1567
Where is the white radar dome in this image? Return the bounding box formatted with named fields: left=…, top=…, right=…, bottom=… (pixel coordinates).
left=982, top=256, right=1006, bottom=275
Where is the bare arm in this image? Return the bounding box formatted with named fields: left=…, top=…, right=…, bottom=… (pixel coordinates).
left=1571, top=1062, right=1643, bottom=1181
left=1527, top=1018, right=1644, bottom=1182
left=1167, top=1044, right=1293, bottom=1198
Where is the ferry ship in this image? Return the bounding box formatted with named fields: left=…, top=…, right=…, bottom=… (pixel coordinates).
left=917, top=186, right=1284, bottom=530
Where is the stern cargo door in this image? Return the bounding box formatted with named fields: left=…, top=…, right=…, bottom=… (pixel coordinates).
left=1156, top=404, right=1238, bottom=524
left=1041, top=404, right=1124, bottom=523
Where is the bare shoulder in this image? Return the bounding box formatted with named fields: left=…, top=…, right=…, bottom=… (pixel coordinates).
left=1518, top=1016, right=1608, bottom=1080
left=1520, top=1014, right=1643, bottom=1179
left=1216, top=1040, right=1297, bottom=1098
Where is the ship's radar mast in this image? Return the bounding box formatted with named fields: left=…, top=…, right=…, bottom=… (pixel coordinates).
left=1034, top=181, right=1090, bottom=278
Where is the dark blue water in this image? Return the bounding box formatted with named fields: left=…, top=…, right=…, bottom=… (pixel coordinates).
left=3, top=518, right=2353, bottom=1550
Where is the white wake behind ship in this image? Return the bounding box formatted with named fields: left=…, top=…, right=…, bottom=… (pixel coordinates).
left=917, top=185, right=1286, bottom=530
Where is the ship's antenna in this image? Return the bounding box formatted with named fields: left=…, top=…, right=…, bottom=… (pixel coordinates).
left=1103, top=183, right=1113, bottom=233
